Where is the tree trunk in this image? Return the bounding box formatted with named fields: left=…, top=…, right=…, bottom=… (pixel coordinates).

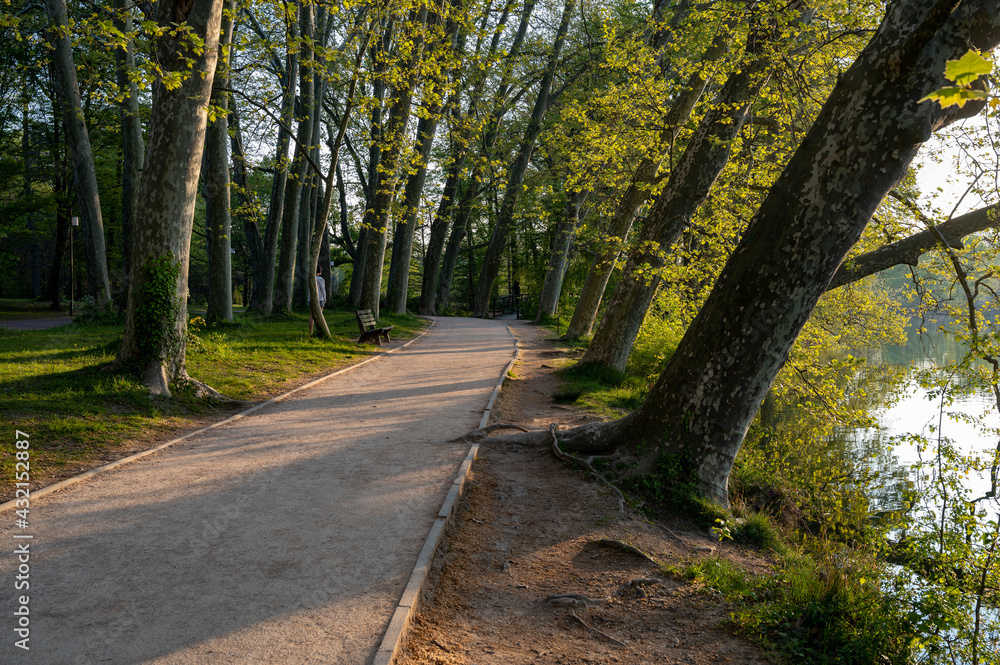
left=472, top=0, right=575, bottom=317
left=359, top=8, right=429, bottom=318
left=581, top=36, right=774, bottom=373
left=117, top=0, right=225, bottom=396
left=432, top=0, right=534, bottom=313
left=43, top=0, right=111, bottom=304
left=204, top=0, right=235, bottom=322
left=551, top=0, right=1000, bottom=506
left=535, top=190, right=586, bottom=320
left=255, top=11, right=299, bottom=314
left=418, top=146, right=463, bottom=315
left=114, top=0, right=144, bottom=308
left=386, top=113, right=437, bottom=314
left=273, top=2, right=315, bottom=314
left=437, top=178, right=477, bottom=310
left=230, top=107, right=266, bottom=311
left=564, top=19, right=735, bottom=339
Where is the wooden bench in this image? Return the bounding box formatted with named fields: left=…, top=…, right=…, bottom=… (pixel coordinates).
left=355, top=310, right=394, bottom=345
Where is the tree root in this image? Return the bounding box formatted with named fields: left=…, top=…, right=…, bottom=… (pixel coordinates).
left=589, top=539, right=659, bottom=566
left=544, top=593, right=609, bottom=608
left=569, top=611, right=627, bottom=647
left=620, top=577, right=662, bottom=598
left=452, top=423, right=533, bottom=442
left=549, top=424, right=626, bottom=513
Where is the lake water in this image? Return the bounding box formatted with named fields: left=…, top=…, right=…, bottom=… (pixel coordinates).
left=844, top=327, right=1000, bottom=505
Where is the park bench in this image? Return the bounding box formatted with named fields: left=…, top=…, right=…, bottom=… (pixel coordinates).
left=355, top=310, right=394, bottom=346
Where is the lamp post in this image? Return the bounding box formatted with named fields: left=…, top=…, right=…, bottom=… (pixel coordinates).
left=69, top=216, right=78, bottom=315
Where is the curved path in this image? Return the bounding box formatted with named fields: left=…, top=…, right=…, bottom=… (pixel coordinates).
left=1, top=317, right=515, bottom=664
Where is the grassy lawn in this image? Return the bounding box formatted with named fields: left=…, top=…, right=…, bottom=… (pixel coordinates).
left=0, top=308, right=426, bottom=498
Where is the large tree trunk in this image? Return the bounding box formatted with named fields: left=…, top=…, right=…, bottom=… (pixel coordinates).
left=273, top=2, right=315, bottom=314
left=535, top=189, right=586, bottom=320
left=204, top=0, right=235, bottom=322
left=544, top=0, right=1000, bottom=506
left=117, top=0, right=225, bottom=396
left=472, top=0, right=575, bottom=318
left=581, top=31, right=775, bottom=372
left=43, top=0, right=111, bottom=304
left=114, top=0, right=144, bottom=308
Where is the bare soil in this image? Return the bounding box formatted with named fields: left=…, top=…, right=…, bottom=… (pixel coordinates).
left=401, top=320, right=774, bottom=665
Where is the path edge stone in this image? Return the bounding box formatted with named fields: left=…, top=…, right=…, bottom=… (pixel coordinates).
left=371, top=323, right=520, bottom=665
left=0, top=320, right=437, bottom=514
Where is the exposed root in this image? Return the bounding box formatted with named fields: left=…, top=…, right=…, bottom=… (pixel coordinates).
left=568, top=611, right=627, bottom=647
left=549, top=424, right=626, bottom=513
left=589, top=539, right=659, bottom=566
left=453, top=423, right=533, bottom=442
left=544, top=593, right=609, bottom=608
left=619, top=578, right=662, bottom=598
left=176, top=372, right=236, bottom=402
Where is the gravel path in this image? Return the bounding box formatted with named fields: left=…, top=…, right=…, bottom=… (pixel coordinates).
left=0, top=317, right=72, bottom=330
left=1, top=316, right=515, bottom=664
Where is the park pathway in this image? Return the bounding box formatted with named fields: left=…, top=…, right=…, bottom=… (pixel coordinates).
left=1, top=317, right=515, bottom=664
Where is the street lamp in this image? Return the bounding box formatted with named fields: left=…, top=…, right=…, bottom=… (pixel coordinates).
left=70, top=216, right=78, bottom=315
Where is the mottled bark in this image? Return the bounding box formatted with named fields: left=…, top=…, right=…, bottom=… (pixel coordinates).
left=472, top=0, right=575, bottom=317
left=114, top=0, right=144, bottom=306
left=536, top=190, right=587, bottom=320
left=117, top=0, right=225, bottom=395
left=43, top=0, right=111, bottom=303
left=204, top=0, right=235, bottom=322
left=556, top=0, right=1000, bottom=505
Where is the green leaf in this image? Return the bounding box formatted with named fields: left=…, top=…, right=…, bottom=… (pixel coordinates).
left=919, top=87, right=988, bottom=108
left=944, top=50, right=993, bottom=86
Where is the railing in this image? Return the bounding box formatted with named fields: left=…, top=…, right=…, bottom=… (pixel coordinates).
left=491, top=293, right=531, bottom=319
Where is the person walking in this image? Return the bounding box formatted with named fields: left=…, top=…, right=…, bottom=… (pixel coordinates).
left=309, top=268, right=326, bottom=335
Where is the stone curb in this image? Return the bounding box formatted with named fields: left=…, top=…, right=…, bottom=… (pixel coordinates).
left=371, top=322, right=520, bottom=665
left=0, top=319, right=437, bottom=514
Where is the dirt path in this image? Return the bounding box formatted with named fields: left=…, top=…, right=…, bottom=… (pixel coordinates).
left=0, top=317, right=515, bottom=665
left=402, top=321, right=773, bottom=665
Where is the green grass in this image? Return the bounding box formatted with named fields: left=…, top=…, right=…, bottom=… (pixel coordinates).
left=0, top=308, right=425, bottom=496
left=666, top=549, right=916, bottom=664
